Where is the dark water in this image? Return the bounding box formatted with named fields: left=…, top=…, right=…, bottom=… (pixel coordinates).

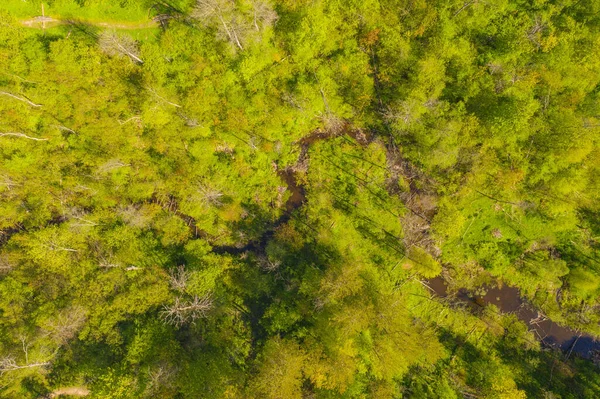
left=427, top=277, right=600, bottom=359
left=278, top=168, right=305, bottom=212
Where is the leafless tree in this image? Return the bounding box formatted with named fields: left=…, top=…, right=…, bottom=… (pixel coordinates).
left=66, top=207, right=98, bottom=228
left=118, top=205, right=151, bottom=229
left=178, top=113, right=200, bottom=127
left=251, top=0, right=278, bottom=31
left=146, top=362, right=178, bottom=394
left=491, top=228, right=503, bottom=239
left=383, top=101, right=418, bottom=126
left=53, top=125, right=77, bottom=135
left=97, top=159, right=131, bottom=174
left=48, top=387, right=90, bottom=398
left=0, top=132, right=48, bottom=141
left=193, top=0, right=278, bottom=50
left=258, top=255, right=281, bottom=272
left=281, top=92, right=305, bottom=110
left=198, top=184, right=224, bottom=206
left=315, top=86, right=347, bottom=135
left=169, top=265, right=189, bottom=292
left=526, top=16, right=546, bottom=49
left=0, top=91, right=42, bottom=107
left=453, top=0, right=479, bottom=18
left=0, top=356, right=50, bottom=375
left=194, top=0, right=246, bottom=50
left=118, top=115, right=142, bottom=125
left=146, top=87, right=181, bottom=108
left=161, top=294, right=213, bottom=327
left=320, top=113, right=346, bottom=135
left=42, top=307, right=87, bottom=345
left=0, top=254, right=13, bottom=274
left=487, top=62, right=503, bottom=75
left=98, top=31, right=144, bottom=64
left=41, top=240, right=79, bottom=253
left=215, top=142, right=234, bottom=155
left=89, top=241, right=120, bottom=269
left=0, top=175, right=21, bottom=191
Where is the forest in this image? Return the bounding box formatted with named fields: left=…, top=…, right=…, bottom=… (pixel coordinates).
left=1, top=0, right=600, bottom=398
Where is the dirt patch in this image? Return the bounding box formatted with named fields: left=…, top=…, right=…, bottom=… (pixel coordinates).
left=49, top=386, right=90, bottom=398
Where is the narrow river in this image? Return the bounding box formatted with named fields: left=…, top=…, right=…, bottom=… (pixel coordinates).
left=428, top=277, right=600, bottom=359
left=213, top=123, right=600, bottom=362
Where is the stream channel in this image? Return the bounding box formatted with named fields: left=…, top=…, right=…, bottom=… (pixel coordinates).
left=211, top=124, right=600, bottom=361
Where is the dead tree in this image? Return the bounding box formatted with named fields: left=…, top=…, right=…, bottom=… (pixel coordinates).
left=147, top=362, right=177, bottom=393
left=98, top=31, right=144, bottom=64
left=0, top=357, right=50, bottom=375
left=96, top=159, right=131, bottom=174
left=0, top=175, right=21, bottom=191
left=0, top=132, right=48, bottom=141
left=169, top=265, right=189, bottom=292
left=527, top=16, right=546, bottom=49
left=43, top=307, right=86, bottom=345
left=146, top=87, right=181, bottom=107
left=0, top=91, right=42, bottom=107
left=258, top=255, right=281, bottom=272
left=251, top=0, right=278, bottom=31
left=161, top=294, right=213, bottom=327
left=198, top=184, right=224, bottom=206
left=193, top=0, right=278, bottom=50
left=194, top=0, right=245, bottom=50
left=0, top=254, right=14, bottom=274
left=117, top=205, right=150, bottom=229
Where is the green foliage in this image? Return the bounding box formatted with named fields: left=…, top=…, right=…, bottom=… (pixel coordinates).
left=1, top=1, right=600, bottom=398
left=406, top=246, right=442, bottom=278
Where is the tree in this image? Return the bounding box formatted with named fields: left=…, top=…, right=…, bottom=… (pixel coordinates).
left=250, top=337, right=306, bottom=399
left=98, top=31, right=144, bottom=64
left=193, top=0, right=247, bottom=50
left=192, top=0, right=278, bottom=50
left=161, top=294, right=213, bottom=327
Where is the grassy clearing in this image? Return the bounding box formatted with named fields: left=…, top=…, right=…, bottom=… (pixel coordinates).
left=113, top=26, right=160, bottom=41
left=3, top=1, right=165, bottom=41
left=2, top=0, right=152, bottom=22
left=2, top=0, right=196, bottom=21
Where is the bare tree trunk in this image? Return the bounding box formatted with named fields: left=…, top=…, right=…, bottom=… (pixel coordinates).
left=0, top=91, right=42, bottom=107
left=146, top=87, right=182, bottom=108
left=0, top=132, right=48, bottom=141
left=99, top=31, right=144, bottom=64
left=0, top=356, right=50, bottom=375
left=111, top=37, right=144, bottom=63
